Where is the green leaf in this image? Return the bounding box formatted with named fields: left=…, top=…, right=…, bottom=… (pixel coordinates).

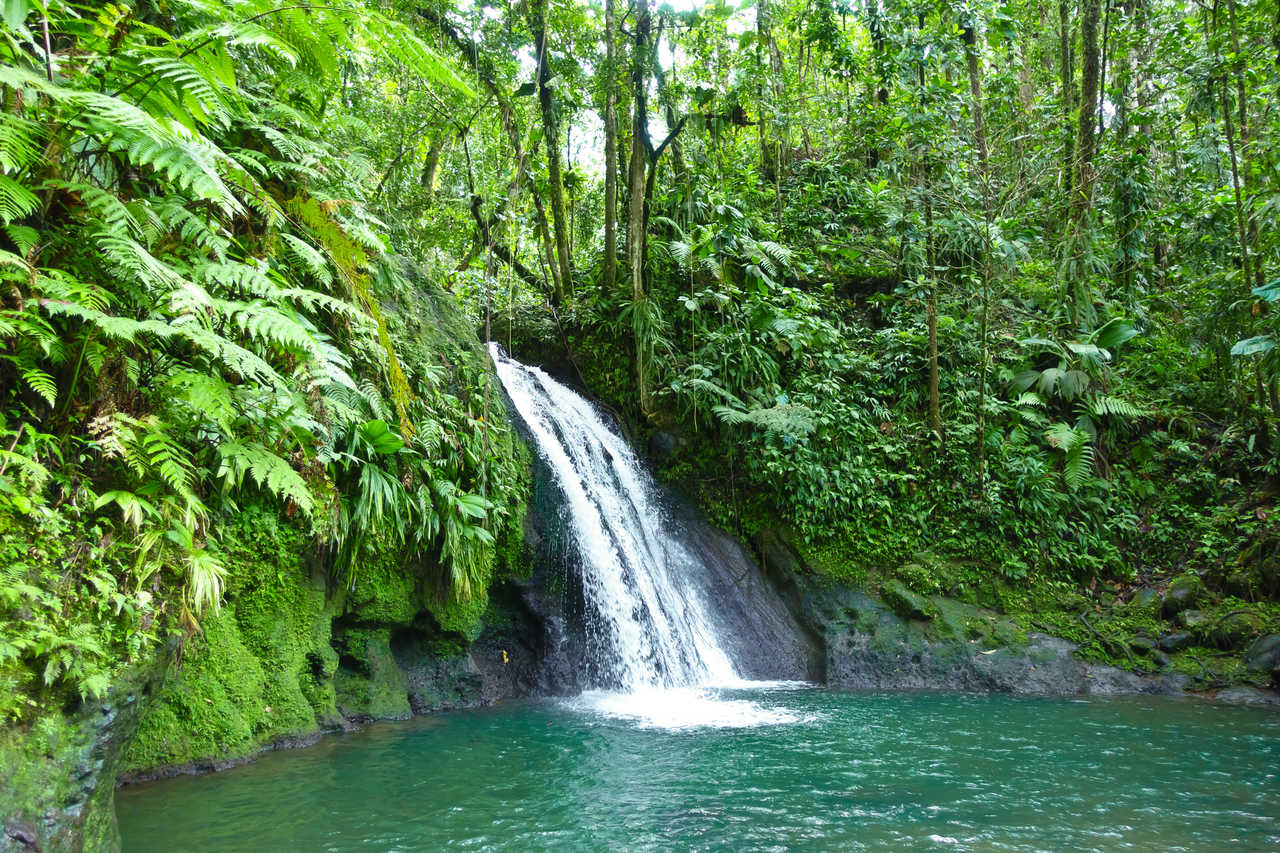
left=2, top=0, right=29, bottom=31
left=1253, top=278, right=1280, bottom=303
left=1230, top=336, right=1275, bottom=357
left=359, top=419, right=404, bottom=455
left=1091, top=318, right=1139, bottom=350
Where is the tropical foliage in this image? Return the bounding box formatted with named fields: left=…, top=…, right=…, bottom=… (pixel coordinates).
left=3, top=0, right=1279, bottom=711
left=0, top=0, right=523, bottom=713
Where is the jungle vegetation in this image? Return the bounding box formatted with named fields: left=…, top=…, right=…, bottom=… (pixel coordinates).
left=1, top=0, right=1279, bottom=710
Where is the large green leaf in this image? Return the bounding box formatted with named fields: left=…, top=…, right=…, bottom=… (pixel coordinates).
left=359, top=419, right=404, bottom=455
left=1230, top=336, right=1276, bottom=358
left=1253, top=278, right=1280, bottom=303
left=1091, top=318, right=1139, bottom=350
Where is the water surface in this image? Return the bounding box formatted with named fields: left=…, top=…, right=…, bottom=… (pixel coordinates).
left=118, top=687, right=1279, bottom=851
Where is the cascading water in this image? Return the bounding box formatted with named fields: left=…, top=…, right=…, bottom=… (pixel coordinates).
left=490, top=343, right=741, bottom=691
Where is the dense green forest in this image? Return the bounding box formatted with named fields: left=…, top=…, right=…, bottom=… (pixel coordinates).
left=1, top=0, right=1279, bottom=808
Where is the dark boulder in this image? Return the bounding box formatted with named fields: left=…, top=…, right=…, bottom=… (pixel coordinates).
left=1158, top=631, right=1194, bottom=652
left=1223, top=571, right=1254, bottom=599
left=647, top=430, right=679, bottom=463
left=1244, top=635, right=1280, bottom=677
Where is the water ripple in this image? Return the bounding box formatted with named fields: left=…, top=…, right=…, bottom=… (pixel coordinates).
left=119, top=689, right=1280, bottom=852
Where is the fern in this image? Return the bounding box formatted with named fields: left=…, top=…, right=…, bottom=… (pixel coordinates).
left=1087, top=395, right=1145, bottom=421
left=713, top=403, right=816, bottom=435
left=1045, top=422, right=1094, bottom=490
left=216, top=440, right=314, bottom=517
left=0, top=176, right=39, bottom=226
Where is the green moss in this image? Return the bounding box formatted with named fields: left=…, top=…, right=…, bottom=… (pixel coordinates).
left=124, top=507, right=338, bottom=771
left=333, top=628, right=411, bottom=720
left=881, top=579, right=938, bottom=621
left=124, top=612, right=268, bottom=770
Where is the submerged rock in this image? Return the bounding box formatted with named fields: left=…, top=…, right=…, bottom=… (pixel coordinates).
left=1215, top=687, right=1280, bottom=706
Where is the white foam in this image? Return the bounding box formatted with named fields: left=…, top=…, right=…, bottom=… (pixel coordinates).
left=566, top=686, right=815, bottom=730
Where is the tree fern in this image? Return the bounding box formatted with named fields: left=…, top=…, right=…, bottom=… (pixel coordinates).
left=713, top=403, right=816, bottom=435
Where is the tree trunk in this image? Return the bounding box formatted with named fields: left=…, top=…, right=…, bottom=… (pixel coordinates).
left=628, top=0, right=654, bottom=412
left=528, top=0, right=573, bottom=303
left=418, top=133, right=447, bottom=195
left=1059, top=0, right=1076, bottom=196
left=601, top=0, right=619, bottom=292
left=1226, top=0, right=1262, bottom=289
left=1072, top=0, right=1100, bottom=222
left=962, top=23, right=989, bottom=166
left=925, top=185, right=941, bottom=444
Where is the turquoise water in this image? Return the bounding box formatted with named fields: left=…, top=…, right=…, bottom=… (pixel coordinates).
left=117, top=687, right=1280, bottom=851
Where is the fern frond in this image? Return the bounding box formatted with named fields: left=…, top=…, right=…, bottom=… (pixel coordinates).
left=1087, top=395, right=1144, bottom=421
left=216, top=440, right=314, bottom=517
left=0, top=176, right=39, bottom=226
left=713, top=403, right=815, bottom=435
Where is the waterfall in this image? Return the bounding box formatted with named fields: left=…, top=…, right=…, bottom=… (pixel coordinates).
left=489, top=344, right=741, bottom=691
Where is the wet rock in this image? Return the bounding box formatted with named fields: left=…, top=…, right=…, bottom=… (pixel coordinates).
left=1152, top=651, right=1171, bottom=668
left=1127, top=587, right=1161, bottom=613
left=1214, top=687, right=1280, bottom=707
left=1158, top=631, right=1194, bottom=652
left=1162, top=575, right=1205, bottom=617
left=880, top=580, right=937, bottom=621
left=3, top=821, right=38, bottom=849
left=781, top=570, right=1187, bottom=698
left=1177, top=609, right=1209, bottom=631
left=647, top=430, right=680, bottom=463
left=1, top=654, right=170, bottom=853
left=1211, top=611, right=1263, bottom=650
left=1244, top=634, right=1280, bottom=675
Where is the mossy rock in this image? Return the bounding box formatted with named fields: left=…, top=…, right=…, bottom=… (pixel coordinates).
left=1162, top=575, right=1205, bottom=617
left=1126, top=587, right=1161, bottom=614
left=1158, top=631, right=1194, bottom=652
left=1244, top=635, right=1280, bottom=676
left=333, top=627, right=411, bottom=721
left=880, top=579, right=938, bottom=621
left=1211, top=611, right=1265, bottom=650
left=1178, top=609, right=1210, bottom=631
left=124, top=612, right=270, bottom=770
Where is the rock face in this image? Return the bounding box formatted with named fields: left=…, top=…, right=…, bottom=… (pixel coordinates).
left=515, top=448, right=821, bottom=691
left=1, top=656, right=168, bottom=853
left=761, top=534, right=1189, bottom=698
